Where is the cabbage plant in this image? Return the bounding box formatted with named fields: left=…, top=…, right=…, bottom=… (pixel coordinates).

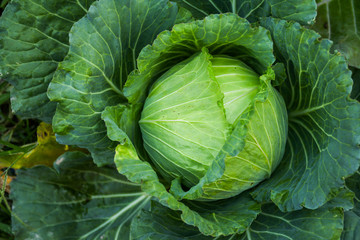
left=0, top=0, right=359, bottom=239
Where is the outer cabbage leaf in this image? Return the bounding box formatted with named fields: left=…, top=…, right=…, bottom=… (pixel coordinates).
left=131, top=201, right=241, bottom=240
left=251, top=18, right=360, bottom=211
left=173, top=0, right=316, bottom=25
left=47, top=0, right=178, bottom=165
left=10, top=152, right=150, bottom=239
left=312, top=0, right=360, bottom=68
left=130, top=199, right=344, bottom=240
left=0, top=0, right=95, bottom=122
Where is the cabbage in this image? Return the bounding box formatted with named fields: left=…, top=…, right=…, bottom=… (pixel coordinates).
left=140, top=53, right=288, bottom=199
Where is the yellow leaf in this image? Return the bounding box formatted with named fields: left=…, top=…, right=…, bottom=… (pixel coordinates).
left=0, top=122, right=87, bottom=169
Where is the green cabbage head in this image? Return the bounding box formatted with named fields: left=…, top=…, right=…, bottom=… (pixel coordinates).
left=139, top=50, right=288, bottom=200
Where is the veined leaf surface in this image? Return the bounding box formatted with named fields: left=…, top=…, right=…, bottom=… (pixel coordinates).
left=0, top=0, right=95, bottom=121
left=252, top=18, right=360, bottom=211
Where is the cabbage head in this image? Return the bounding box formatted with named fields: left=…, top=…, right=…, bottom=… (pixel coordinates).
left=139, top=51, right=287, bottom=200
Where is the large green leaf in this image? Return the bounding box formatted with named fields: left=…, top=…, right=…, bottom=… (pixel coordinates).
left=252, top=18, right=360, bottom=211
left=312, top=0, right=360, bottom=68
left=173, top=0, right=317, bottom=25
left=10, top=152, right=150, bottom=239
left=131, top=198, right=344, bottom=240
left=47, top=0, right=178, bottom=165
left=0, top=0, right=95, bottom=122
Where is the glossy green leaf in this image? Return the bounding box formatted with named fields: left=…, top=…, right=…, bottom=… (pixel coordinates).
left=10, top=152, right=150, bottom=239
left=252, top=18, right=360, bottom=211
left=312, top=0, right=360, bottom=68
left=0, top=0, right=95, bottom=121
left=48, top=0, right=178, bottom=165
left=173, top=0, right=316, bottom=25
